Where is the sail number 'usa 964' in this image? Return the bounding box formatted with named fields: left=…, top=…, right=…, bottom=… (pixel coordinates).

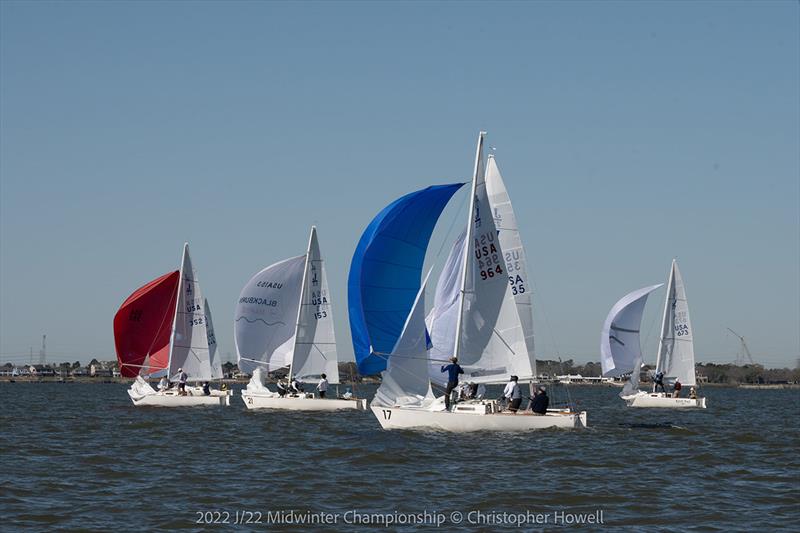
left=475, top=233, right=503, bottom=281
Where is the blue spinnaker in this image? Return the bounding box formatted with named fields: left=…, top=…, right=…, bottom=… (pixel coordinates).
left=348, top=183, right=463, bottom=375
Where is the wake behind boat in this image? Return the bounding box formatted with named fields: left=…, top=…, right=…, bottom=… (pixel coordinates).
left=114, top=243, right=231, bottom=407
left=349, top=132, right=586, bottom=431
left=235, top=226, right=367, bottom=411
left=600, top=260, right=707, bottom=409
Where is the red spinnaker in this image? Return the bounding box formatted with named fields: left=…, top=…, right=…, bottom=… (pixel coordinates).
left=114, top=271, right=180, bottom=378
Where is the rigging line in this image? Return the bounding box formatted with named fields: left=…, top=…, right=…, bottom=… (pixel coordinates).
left=528, top=274, right=560, bottom=359
left=432, top=184, right=469, bottom=260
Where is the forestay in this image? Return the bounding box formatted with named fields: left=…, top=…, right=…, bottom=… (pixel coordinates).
left=656, top=260, right=696, bottom=386
left=235, top=255, right=306, bottom=375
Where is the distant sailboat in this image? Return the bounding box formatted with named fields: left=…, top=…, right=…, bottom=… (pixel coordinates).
left=114, top=243, right=231, bottom=406
left=349, top=132, right=587, bottom=431
left=601, top=260, right=707, bottom=408
left=236, top=226, right=366, bottom=410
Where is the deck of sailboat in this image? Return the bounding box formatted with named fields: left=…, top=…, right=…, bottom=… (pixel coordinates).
left=371, top=404, right=586, bottom=431
left=241, top=391, right=367, bottom=411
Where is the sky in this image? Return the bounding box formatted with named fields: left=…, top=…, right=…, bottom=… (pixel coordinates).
left=1, top=1, right=798, bottom=369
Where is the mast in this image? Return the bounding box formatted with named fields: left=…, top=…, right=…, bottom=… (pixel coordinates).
left=653, top=259, right=675, bottom=392
left=288, top=226, right=314, bottom=384
left=166, top=243, right=188, bottom=379
left=453, top=131, right=485, bottom=361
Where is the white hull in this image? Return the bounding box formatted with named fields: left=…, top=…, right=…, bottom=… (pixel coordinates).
left=241, top=391, right=367, bottom=411
left=129, top=388, right=231, bottom=407
left=623, top=391, right=707, bottom=409
left=370, top=404, right=587, bottom=431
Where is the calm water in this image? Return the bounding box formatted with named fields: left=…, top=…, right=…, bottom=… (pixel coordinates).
left=1, top=383, right=798, bottom=531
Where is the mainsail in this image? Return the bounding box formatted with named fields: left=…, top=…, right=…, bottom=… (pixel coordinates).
left=601, top=284, right=663, bottom=395
left=655, top=260, right=696, bottom=386
left=348, top=183, right=464, bottom=375
left=205, top=299, right=223, bottom=380
left=291, top=227, right=340, bottom=384
left=235, top=255, right=306, bottom=375
left=485, top=155, right=536, bottom=378
left=114, top=270, right=180, bottom=378
left=169, top=244, right=212, bottom=381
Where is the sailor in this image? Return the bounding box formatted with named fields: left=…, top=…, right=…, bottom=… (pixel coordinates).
left=342, top=386, right=353, bottom=400
left=202, top=381, right=211, bottom=396
left=531, top=386, right=549, bottom=415
left=178, top=368, right=188, bottom=396
left=158, top=376, right=170, bottom=391
left=458, top=382, right=472, bottom=401
left=672, top=379, right=682, bottom=398
left=276, top=378, right=288, bottom=397
left=440, top=357, right=464, bottom=411
left=654, top=371, right=666, bottom=393
left=317, top=373, right=329, bottom=399
left=689, top=386, right=697, bottom=399
left=290, top=377, right=303, bottom=395
left=504, top=375, right=522, bottom=412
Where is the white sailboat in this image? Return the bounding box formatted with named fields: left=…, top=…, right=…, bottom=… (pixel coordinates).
left=601, top=260, right=707, bottom=408
left=349, top=132, right=587, bottom=431
left=236, top=226, right=367, bottom=411
left=114, top=243, right=231, bottom=407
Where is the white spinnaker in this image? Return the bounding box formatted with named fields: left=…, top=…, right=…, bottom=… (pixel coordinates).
left=601, top=284, right=663, bottom=377
left=235, top=255, right=306, bottom=376
left=204, top=299, right=223, bottom=380
left=170, top=244, right=212, bottom=381
left=373, top=272, right=435, bottom=408
left=485, top=155, right=536, bottom=379
left=656, top=260, right=696, bottom=386
left=601, top=284, right=663, bottom=396
left=427, top=229, right=465, bottom=387
left=456, top=134, right=521, bottom=384
left=292, top=227, right=340, bottom=384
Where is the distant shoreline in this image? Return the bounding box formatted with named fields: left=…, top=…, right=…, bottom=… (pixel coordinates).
left=1, top=377, right=797, bottom=389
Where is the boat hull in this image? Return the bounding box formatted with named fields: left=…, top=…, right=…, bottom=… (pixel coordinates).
left=241, top=391, right=367, bottom=411
left=129, top=389, right=231, bottom=407
left=370, top=405, right=587, bottom=431
left=624, top=391, right=707, bottom=409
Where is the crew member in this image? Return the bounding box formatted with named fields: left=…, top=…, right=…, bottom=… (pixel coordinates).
left=440, top=357, right=464, bottom=411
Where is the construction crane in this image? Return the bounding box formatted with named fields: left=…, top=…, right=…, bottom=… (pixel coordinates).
left=727, top=327, right=754, bottom=365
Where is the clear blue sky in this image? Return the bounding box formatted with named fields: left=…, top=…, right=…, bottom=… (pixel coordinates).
left=1, top=1, right=798, bottom=368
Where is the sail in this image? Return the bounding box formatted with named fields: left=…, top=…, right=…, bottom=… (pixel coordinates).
left=348, top=183, right=464, bottom=375
left=426, top=229, right=466, bottom=387
left=600, top=284, right=663, bottom=378
left=292, top=227, right=340, bottom=384
left=204, top=299, right=223, bottom=380
left=485, top=155, right=536, bottom=378
left=455, top=134, right=517, bottom=383
left=169, top=244, right=212, bottom=381
left=656, top=260, right=696, bottom=386
left=114, top=270, right=180, bottom=378
left=373, top=273, right=436, bottom=408
left=235, top=254, right=306, bottom=375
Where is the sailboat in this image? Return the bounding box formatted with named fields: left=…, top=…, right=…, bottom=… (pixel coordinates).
left=349, top=132, right=587, bottom=431
left=236, top=226, right=367, bottom=411
left=114, top=243, right=231, bottom=406
left=600, top=260, right=707, bottom=408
